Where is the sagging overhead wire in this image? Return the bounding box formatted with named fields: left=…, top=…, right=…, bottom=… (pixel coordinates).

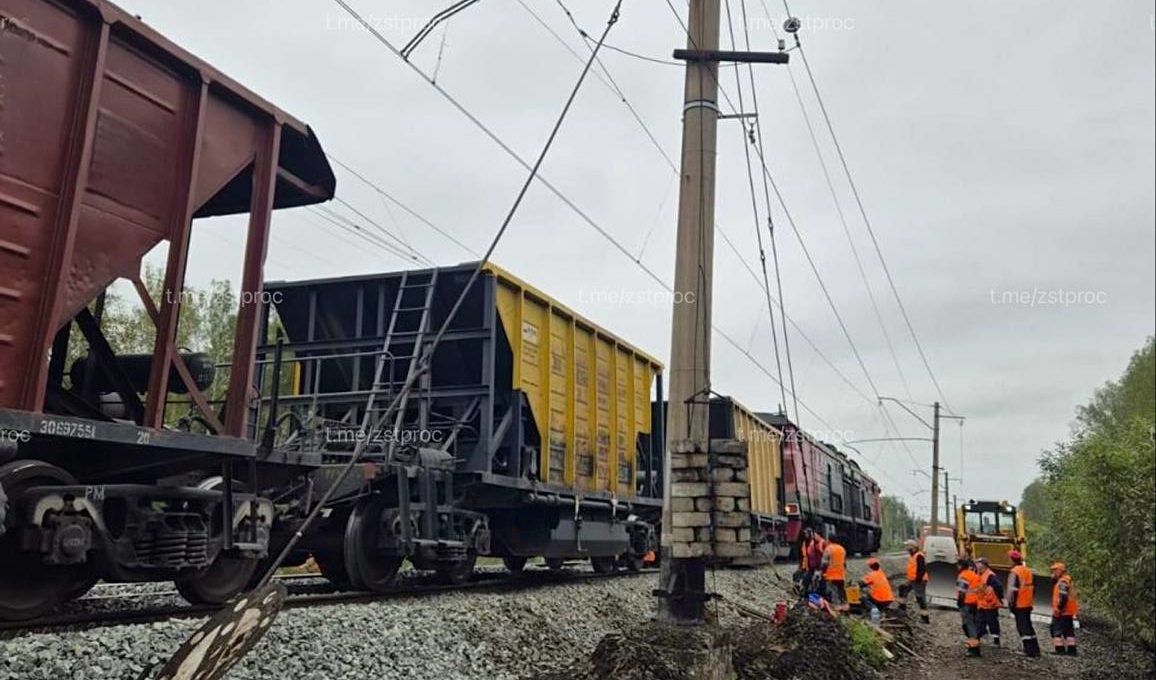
left=326, top=154, right=481, bottom=257
left=401, top=0, right=481, bottom=60
left=722, top=0, right=789, bottom=418
left=778, top=0, right=952, bottom=413
left=755, top=0, right=913, bottom=403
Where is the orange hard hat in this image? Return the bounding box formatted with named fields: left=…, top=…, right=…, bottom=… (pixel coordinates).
left=1050, top=562, right=1066, bottom=572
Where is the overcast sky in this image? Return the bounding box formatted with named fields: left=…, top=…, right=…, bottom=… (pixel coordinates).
left=117, top=0, right=1155, bottom=514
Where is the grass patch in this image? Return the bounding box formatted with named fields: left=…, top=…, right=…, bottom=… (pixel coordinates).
left=841, top=618, right=890, bottom=670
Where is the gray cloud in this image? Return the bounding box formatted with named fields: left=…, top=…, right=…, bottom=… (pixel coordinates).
left=120, top=0, right=1155, bottom=510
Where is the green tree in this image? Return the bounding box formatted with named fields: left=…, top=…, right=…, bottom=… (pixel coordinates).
left=880, top=495, right=923, bottom=551
left=69, top=266, right=239, bottom=426
left=1028, top=337, right=1156, bottom=646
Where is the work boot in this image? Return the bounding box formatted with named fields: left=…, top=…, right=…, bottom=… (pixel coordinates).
left=1053, top=646, right=1066, bottom=655
left=993, top=635, right=1001, bottom=647
left=920, top=614, right=930, bottom=624
left=1024, top=639, right=1041, bottom=657
left=967, top=647, right=981, bottom=658
left=1067, top=645, right=1078, bottom=656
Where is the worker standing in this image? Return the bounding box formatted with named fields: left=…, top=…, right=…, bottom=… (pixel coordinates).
left=975, top=557, right=1005, bottom=647
left=1050, top=562, right=1079, bottom=655
left=956, top=556, right=982, bottom=657
left=1005, top=550, right=1040, bottom=657
left=860, top=557, right=894, bottom=618
left=821, top=533, right=848, bottom=612
left=899, top=539, right=930, bottom=623
left=795, top=528, right=814, bottom=593
left=805, top=530, right=826, bottom=594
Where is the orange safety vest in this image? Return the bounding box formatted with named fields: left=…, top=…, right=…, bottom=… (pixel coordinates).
left=1052, top=573, right=1079, bottom=617
left=956, top=568, right=981, bottom=606
left=977, top=570, right=1001, bottom=610
left=824, top=543, right=846, bottom=581
left=800, top=539, right=811, bottom=570
left=906, top=551, right=929, bottom=583
left=863, top=570, right=894, bottom=603
left=1008, top=564, right=1034, bottom=609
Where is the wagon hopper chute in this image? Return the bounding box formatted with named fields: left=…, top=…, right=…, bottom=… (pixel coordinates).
left=0, top=0, right=334, bottom=620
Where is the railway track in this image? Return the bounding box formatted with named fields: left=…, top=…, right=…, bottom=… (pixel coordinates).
left=0, top=567, right=657, bottom=637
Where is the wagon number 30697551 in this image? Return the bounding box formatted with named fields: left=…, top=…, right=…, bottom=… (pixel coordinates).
left=38, top=419, right=97, bottom=439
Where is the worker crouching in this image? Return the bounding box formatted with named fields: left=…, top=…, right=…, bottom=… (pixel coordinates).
left=860, top=557, right=894, bottom=620
left=1005, top=550, right=1040, bottom=657
left=956, top=557, right=982, bottom=657
left=975, top=557, right=1004, bottom=647
left=1050, top=562, right=1079, bottom=656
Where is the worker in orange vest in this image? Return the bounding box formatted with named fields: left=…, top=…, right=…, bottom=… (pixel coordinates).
left=974, top=557, right=1005, bottom=647
left=860, top=557, right=894, bottom=616
left=1049, top=562, right=1079, bottom=655
left=820, top=533, right=848, bottom=612
left=956, top=556, right=982, bottom=657
left=898, top=539, right=930, bottom=624
left=1005, top=550, right=1040, bottom=657
left=796, top=528, right=818, bottom=594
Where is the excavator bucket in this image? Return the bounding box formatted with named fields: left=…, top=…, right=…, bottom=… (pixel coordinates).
left=1028, top=570, right=1055, bottom=610
left=926, top=561, right=961, bottom=602
left=926, top=564, right=1056, bottom=611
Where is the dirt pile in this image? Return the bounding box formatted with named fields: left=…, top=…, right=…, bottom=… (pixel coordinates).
left=731, top=604, right=879, bottom=680
left=533, top=604, right=879, bottom=680
left=532, top=621, right=734, bottom=680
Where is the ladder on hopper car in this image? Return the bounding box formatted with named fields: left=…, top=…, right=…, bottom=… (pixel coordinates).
left=375, top=269, right=439, bottom=461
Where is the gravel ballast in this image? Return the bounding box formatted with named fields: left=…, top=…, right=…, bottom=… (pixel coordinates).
left=0, top=565, right=801, bottom=680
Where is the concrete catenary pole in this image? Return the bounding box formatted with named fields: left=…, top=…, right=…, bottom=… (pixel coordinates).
left=943, top=469, right=951, bottom=527
left=929, top=401, right=941, bottom=532
left=661, top=0, right=721, bottom=624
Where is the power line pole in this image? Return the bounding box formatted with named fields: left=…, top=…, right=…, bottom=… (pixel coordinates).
left=942, top=469, right=950, bottom=527
left=930, top=401, right=940, bottom=532
left=661, top=0, right=722, bottom=625
left=660, top=0, right=787, bottom=624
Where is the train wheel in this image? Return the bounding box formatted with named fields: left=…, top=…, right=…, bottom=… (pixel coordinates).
left=175, top=477, right=260, bottom=605
left=591, top=556, right=617, bottom=574
left=622, top=554, right=645, bottom=573
left=0, top=460, right=95, bottom=621
left=176, top=553, right=261, bottom=605
left=502, top=556, right=528, bottom=573
left=343, top=496, right=403, bottom=592
left=435, top=552, right=477, bottom=585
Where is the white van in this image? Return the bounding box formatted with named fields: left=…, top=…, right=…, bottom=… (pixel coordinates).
left=923, top=535, right=959, bottom=563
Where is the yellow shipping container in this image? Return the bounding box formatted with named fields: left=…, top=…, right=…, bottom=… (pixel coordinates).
left=488, top=265, right=663, bottom=498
